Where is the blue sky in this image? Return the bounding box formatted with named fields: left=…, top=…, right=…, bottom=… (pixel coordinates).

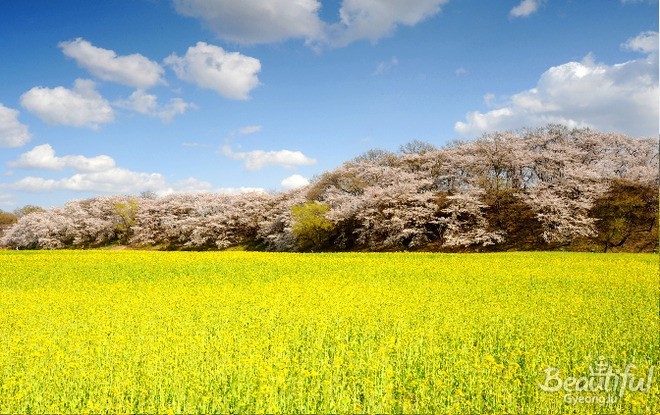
left=0, top=0, right=657, bottom=208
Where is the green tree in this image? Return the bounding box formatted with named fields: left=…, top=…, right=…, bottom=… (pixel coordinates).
left=113, top=199, right=139, bottom=245
left=291, top=202, right=334, bottom=251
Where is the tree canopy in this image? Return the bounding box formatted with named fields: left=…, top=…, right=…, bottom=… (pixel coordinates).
left=2, top=126, right=658, bottom=252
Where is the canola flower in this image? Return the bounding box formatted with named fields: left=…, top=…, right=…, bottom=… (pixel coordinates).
left=0, top=251, right=657, bottom=413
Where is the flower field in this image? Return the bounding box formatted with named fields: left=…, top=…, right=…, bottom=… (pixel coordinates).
left=0, top=251, right=657, bottom=413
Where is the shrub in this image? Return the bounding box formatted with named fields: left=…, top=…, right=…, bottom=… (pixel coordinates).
left=291, top=202, right=334, bottom=251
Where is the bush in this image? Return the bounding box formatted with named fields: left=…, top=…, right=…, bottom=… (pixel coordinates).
left=291, top=202, right=334, bottom=251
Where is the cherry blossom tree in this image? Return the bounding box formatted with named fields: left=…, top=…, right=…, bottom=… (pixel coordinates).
left=2, top=125, right=657, bottom=252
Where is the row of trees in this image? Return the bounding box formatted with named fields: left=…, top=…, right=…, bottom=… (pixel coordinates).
left=2, top=125, right=658, bottom=252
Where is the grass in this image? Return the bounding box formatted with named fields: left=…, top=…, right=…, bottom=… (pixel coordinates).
left=0, top=251, right=657, bottom=413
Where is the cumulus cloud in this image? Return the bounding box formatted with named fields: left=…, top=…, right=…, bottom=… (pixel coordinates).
left=20, top=79, right=114, bottom=129
left=11, top=170, right=167, bottom=194
left=165, top=42, right=261, bottom=100
left=329, top=0, right=448, bottom=46
left=222, top=144, right=316, bottom=171
left=281, top=174, right=310, bottom=189
left=59, top=38, right=164, bottom=89
left=173, top=0, right=324, bottom=44
left=9, top=144, right=116, bottom=172
left=12, top=173, right=222, bottom=196
left=173, top=0, right=448, bottom=47
left=509, top=0, right=543, bottom=18
left=455, top=33, right=659, bottom=138
left=622, top=31, right=659, bottom=54
left=0, top=104, right=31, bottom=148
left=158, top=177, right=215, bottom=196
left=6, top=144, right=216, bottom=195
left=114, top=90, right=195, bottom=123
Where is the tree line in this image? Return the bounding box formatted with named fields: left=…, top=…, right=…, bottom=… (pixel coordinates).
left=1, top=125, right=658, bottom=252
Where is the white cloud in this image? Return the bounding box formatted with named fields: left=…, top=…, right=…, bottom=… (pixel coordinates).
left=5, top=145, right=248, bottom=199
left=6, top=144, right=270, bottom=197
left=0, top=193, right=16, bottom=207
left=20, top=79, right=114, bottom=129
left=455, top=34, right=659, bottom=138
left=156, top=99, right=193, bottom=123
left=281, top=174, right=310, bottom=189
left=6, top=145, right=220, bottom=196
left=181, top=142, right=209, bottom=148
left=9, top=144, right=64, bottom=170
left=158, top=177, right=215, bottom=196
left=173, top=0, right=324, bottom=44
left=329, top=0, right=448, bottom=46
left=0, top=104, right=31, bottom=148
left=455, top=66, right=468, bottom=76
left=509, top=0, right=543, bottom=18
left=373, top=56, right=398, bottom=75
left=622, top=31, right=659, bottom=54
left=222, top=144, right=316, bottom=171
left=114, top=90, right=195, bottom=123
left=9, top=144, right=116, bottom=172
left=237, top=125, right=262, bottom=135
left=11, top=169, right=167, bottom=194
left=59, top=38, right=164, bottom=89
left=116, top=90, right=158, bottom=114
left=165, top=42, right=261, bottom=100
left=173, top=0, right=448, bottom=47
left=10, top=170, right=221, bottom=196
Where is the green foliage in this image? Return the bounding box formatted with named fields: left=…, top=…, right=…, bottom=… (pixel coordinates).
left=113, top=199, right=139, bottom=244
left=291, top=202, right=334, bottom=251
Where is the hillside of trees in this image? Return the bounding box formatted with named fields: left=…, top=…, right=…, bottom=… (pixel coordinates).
left=1, top=125, right=658, bottom=253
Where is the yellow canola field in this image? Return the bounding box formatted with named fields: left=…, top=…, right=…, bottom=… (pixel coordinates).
left=0, top=251, right=657, bottom=413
